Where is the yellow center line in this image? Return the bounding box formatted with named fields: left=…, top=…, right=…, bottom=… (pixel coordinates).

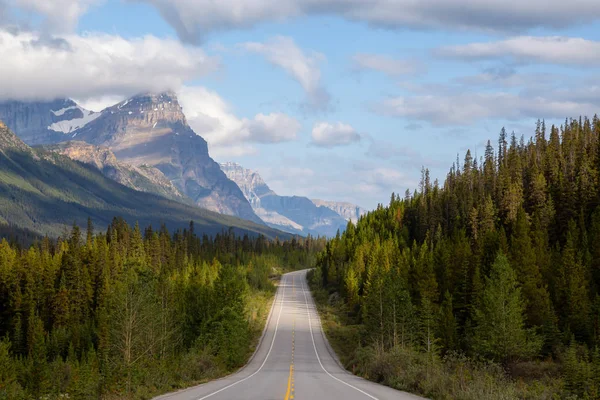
left=285, top=282, right=296, bottom=400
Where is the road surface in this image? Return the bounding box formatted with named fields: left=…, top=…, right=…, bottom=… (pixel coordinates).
left=155, top=270, right=423, bottom=400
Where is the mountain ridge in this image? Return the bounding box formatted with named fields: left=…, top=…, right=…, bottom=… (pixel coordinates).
left=0, top=121, right=286, bottom=238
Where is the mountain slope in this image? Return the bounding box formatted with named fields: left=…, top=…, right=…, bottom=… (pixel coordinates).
left=311, top=199, right=367, bottom=224
left=69, top=92, right=262, bottom=224
left=43, top=141, right=188, bottom=203
left=220, top=162, right=349, bottom=237
left=0, top=99, right=99, bottom=145
left=0, top=121, right=286, bottom=239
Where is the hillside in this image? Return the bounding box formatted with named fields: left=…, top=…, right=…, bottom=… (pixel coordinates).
left=0, top=121, right=287, bottom=238
left=43, top=141, right=189, bottom=204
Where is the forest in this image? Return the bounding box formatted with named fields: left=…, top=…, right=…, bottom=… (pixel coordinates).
left=312, top=117, right=600, bottom=399
left=0, top=217, right=322, bottom=399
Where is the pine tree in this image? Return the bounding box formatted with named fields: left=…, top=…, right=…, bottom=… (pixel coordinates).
left=472, top=253, right=541, bottom=363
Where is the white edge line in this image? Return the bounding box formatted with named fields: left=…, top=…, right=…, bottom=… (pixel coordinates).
left=300, top=272, right=379, bottom=400
left=196, top=275, right=288, bottom=400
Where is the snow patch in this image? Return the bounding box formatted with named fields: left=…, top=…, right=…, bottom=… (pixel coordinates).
left=51, top=105, right=77, bottom=116
left=48, top=107, right=101, bottom=134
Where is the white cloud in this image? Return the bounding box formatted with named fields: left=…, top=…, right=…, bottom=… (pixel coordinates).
left=13, top=0, right=98, bottom=32
left=242, top=36, right=330, bottom=110
left=353, top=53, right=422, bottom=76
left=310, top=121, right=360, bottom=147
left=131, top=0, right=600, bottom=42
left=73, top=95, right=125, bottom=112
left=438, top=36, right=600, bottom=67
left=178, top=86, right=301, bottom=156
left=375, top=91, right=599, bottom=125
left=244, top=113, right=301, bottom=144
left=0, top=29, right=219, bottom=102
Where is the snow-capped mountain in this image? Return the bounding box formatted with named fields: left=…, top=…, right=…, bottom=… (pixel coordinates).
left=0, top=99, right=100, bottom=145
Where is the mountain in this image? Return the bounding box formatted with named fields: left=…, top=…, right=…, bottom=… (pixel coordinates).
left=0, top=99, right=100, bottom=145
left=0, top=121, right=286, bottom=239
left=311, top=199, right=367, bottom=224
left=43, top=141, right=188, bottom=203
left=64, top=92, right=262, bottom=224
left=220, top=162, right=349, bottom=237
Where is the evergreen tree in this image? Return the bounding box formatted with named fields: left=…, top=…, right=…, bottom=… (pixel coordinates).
left=470, top=254, right=540, bottom=363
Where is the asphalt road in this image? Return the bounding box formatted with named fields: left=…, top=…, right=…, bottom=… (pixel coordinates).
left=155, top=270, right=424, bottom=400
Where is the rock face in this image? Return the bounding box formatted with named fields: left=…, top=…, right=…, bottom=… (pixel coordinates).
left=220, top=162, right=350, bottom=237
left=0, top=99, right=99, bottom=145
left=311, top=199, right=368, bottom=224
left=44, top=141, right=188, bottom=203
left=5, top=92, right=262, bottom=224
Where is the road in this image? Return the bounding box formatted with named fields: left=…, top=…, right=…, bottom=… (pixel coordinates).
left=155, top=270, right=423, bottom=400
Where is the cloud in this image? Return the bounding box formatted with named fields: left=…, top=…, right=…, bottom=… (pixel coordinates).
left=353, top=53, right=422, bottom=76
left=241, top=36, right=331, bottom=111
left=374, top=91, right=599, bottom=125
left=13, top=0, right=98, bottom=32
left=131, top=0, right=600, bottom=43
left=438, top=36, right=600, bottom=67
left=178, top=86, right=301, bottom=157
left=243, top=113, right=302, bottom=144
left=310, top=122, right=360, bottom=148
left=0, top=29, right=219, bottom=102
left=73, top=95, right=126, bottom=112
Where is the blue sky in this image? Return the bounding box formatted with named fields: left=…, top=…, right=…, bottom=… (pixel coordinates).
left=2, top=0, right=600, bottom=209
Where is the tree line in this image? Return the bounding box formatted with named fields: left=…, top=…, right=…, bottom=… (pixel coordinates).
left=314, top=117, right=600, bottom=398
left=0, top=217, right=323, bottom=399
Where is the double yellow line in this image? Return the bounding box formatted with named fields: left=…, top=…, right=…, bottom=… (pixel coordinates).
left=285, top=276, right=296, bottom=400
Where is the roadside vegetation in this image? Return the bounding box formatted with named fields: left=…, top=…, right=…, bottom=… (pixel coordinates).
left=0, top=218, right=323, bottom=399
left=311, top=118, right=600, bottom=399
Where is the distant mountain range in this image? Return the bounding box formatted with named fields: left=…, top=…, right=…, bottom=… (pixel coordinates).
left=310, top=199, right=367, bottom=224
left=220, top=162, right=366, bottom=236
left=0, top=121, right=286, bottom=238
left=0, top=92, right=367, bottom=237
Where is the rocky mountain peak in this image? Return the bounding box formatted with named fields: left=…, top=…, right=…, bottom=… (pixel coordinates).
left=219, top=162, right=274, bottom=208
left=105, top=91, right=187, bottom=128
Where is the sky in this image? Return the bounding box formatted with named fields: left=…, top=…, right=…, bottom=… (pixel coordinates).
left=1, top=1, right=600, bottom=210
